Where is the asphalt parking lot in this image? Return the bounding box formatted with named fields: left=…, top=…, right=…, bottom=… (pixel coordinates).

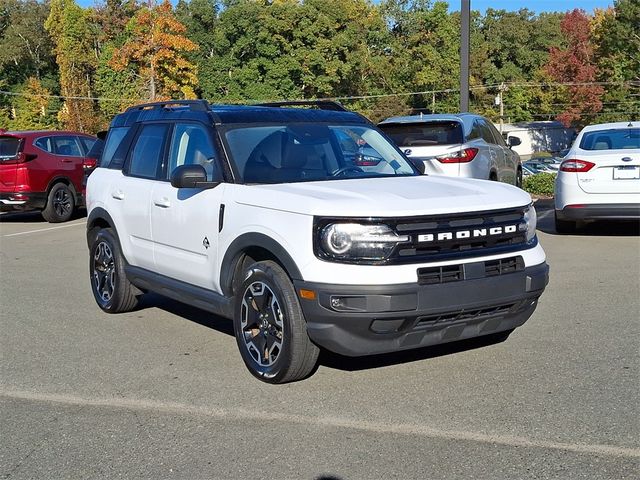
left=1, top=205, right=638, bottom=479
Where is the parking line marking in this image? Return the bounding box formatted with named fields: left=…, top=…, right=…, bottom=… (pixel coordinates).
left=2, top=389, right=638, bottom=459
left=2, top=221, right=85, bottom=238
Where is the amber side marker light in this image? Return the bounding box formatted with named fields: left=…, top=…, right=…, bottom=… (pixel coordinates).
left=299, top=289, right=317, bottom=300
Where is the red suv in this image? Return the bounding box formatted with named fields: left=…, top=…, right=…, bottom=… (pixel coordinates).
left=0, top=130, right=100, bottom=222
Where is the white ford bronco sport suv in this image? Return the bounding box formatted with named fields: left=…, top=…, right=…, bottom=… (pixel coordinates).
left=87, top=100, right=549, bottom=383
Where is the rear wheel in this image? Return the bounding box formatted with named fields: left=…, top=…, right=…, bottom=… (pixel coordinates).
left=233, top=260, right=319, bottom=384
left=89, top=228, right=139, bottom=313
left=555, top=211, right=577, bottom=234
left=42, top=183, right=74, bottom=223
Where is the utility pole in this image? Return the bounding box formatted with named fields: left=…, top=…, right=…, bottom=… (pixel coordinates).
left=496, top=82, right=506, bottom=133
left=460, top=0, right=470, bottom=112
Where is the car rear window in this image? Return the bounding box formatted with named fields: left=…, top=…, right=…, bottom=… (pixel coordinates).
left=379, top=121, right=464, bottom=147
left=579, top=128, right=640, bottom=150
left=0, top=136, right=22, bottom=160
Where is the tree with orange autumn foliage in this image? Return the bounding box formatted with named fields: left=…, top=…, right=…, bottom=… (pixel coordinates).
left=110, top=0, right=198, bottom=101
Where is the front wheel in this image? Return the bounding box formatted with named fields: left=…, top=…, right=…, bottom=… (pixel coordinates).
left=233, top=261, right=319, bottom=383
left=515, top=168, right=523, bottom=188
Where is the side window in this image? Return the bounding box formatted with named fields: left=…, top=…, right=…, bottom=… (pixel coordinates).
left=101, top=127, right=129, bottom=168
left=487, top=123, right=507, bottom=147
left=34, top=136, right=54, bottom=153
left=128, top=124, right=168, bottom=179
left=167, top=124, right=218, bottom=181
left=477, top=120, right=495, bottom=144
left=467, top=121, right=482, bottom=141
left=52, top=136, right=83, bottom=156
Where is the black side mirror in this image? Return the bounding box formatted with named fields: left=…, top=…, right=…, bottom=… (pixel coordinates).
left=508, top=136, right=522, bottom=147
left=170, top=164, right=219, bottom=189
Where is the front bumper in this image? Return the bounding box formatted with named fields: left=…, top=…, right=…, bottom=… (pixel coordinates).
left=295, top=261, right=549, bottom=356
left=0, top=192, right=46, bottom=212
left=556, top=203, right=640, bottom=221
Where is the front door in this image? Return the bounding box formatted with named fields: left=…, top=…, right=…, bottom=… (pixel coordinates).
left=150, top=123, right=225, bottom=291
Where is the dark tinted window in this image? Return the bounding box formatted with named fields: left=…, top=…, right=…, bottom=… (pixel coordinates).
left=487, top=122, right=507, bottom=147
left=78, top=136, right=97, bottom=153
left=467, top=121, right=482, bottom=140
left=53, top=136, right=83, bottom=156
left=101, top=127, right=129, bottom=167
left=477, top=120, right=495, bottom=144
left=34, top=136, right=54, bottom=153
left=579, top=128, right=640, bottom=150
left=128, top=124, right=167, bottom=179
left=167, top=124, right=218, bottom=181
left=86, top=138, right=104, bottom=159
left=379, top=121, right=463, bottom=146
left=0, top=136, right=21, bottom=159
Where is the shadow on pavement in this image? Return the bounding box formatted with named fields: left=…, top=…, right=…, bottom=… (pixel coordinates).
left=140, top=292, right=510, bottom=373
left=0, top=208, right=86, bottom=223
left=318, top=333, right=509, bottom=372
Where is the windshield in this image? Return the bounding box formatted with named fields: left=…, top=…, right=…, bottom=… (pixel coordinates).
left=579, top=128, right=640, bottom=150
left=379, top=121, right=464, bottom=147
left=223, top=123, right=417, bottom=184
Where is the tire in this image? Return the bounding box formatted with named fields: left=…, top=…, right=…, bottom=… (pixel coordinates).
left=233, top=260, right=319, bottom=384
left=515, top=168, right=523, bottom=188
left=89, top=228, right=139, bottom=313
left=554, top=211, right=577, bottom=234
left=489, top=171, right=498, bottom=181
left=41, top=183, right=75, bottom=223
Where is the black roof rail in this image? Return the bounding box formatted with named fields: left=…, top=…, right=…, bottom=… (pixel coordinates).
left=126, top=99, right=211, bottom=112
left=257, top=100, right=348, bottom=112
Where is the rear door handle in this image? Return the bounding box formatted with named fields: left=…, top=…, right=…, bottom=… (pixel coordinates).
left=111, top=190, right=125, bottom=200
left=153, top=197, right=171, bottom=208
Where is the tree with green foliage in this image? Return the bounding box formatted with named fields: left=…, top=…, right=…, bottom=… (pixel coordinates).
left=45, top=0, right=100, bottom=132
left=9, top=77, right=57, bottom=130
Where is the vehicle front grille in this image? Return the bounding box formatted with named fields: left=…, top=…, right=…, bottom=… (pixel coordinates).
left=391, top=206, right=531, bottom=263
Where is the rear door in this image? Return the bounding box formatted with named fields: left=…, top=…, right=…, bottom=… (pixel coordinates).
left=574, top=127, right=640, bottom=194
left=0, top=135, right=22, bottom=192
left=51, top=135, right=85, bottom=190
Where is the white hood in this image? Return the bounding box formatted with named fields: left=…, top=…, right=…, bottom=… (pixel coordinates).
left=232, top=175, right=531, bottom=217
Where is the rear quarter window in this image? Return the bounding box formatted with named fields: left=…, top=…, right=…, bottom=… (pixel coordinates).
left=34, top=136, right=54, bottom=153
left=101, top=127, right=130, bottom=168
left=379, top=122, right=463, bottom=147
left=0, top=136, right=22, bottom=160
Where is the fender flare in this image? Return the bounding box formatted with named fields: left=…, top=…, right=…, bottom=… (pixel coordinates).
left=220, top=233, right=303, bottom=297
left=86, top=207, right=117, bottom=247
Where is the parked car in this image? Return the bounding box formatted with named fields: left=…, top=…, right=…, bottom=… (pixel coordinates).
left=86, top=100, right=548, bottom=384
left=523, top=160, right=557, bottom=173
left=378, top=113, right=523, bottom=187
left=554, top=121, right=640, bottom=233
left=0, top=129, right=99, bottom=222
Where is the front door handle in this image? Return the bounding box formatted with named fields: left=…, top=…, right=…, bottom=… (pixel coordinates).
left=61, top=159, right=74, bottom=164
left=111, top=190, right=125, bottom=200
left=153, top=197, right=171, bottom=208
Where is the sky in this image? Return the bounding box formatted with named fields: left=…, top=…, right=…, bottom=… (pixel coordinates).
left=74, top=0, right=615, bottom=14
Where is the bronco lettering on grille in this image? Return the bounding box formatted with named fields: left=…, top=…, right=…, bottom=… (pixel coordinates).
left=418, top=225, right=518, bottom=243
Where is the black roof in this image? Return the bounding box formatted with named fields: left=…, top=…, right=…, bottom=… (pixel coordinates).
left=110, top=101, right=368, bottom=128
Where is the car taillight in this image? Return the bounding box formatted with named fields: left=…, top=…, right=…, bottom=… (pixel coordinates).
left=436, top=148, right=478, bottom=163
left=83, top=158, right=98, bottom=171
left=560, top=159, right=595, bottom=172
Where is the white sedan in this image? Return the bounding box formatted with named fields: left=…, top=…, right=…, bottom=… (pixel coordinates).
left=554, top=121, right=640, bottom=233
